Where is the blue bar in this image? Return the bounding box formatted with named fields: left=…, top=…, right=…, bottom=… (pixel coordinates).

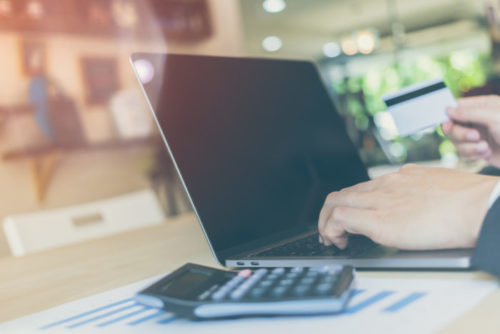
left=97, top=307, right=152, bottom=327
left=67, top=304, right=138, bottom=329
left=128, top=310, right=166, bottom=326
left=345, top=291, right=394, bottom=314
left=351, top=289, right=365, bottom=297
left=383, top=292, right=426, bottom=312
left=39, top=298, right=134, bottom=330
left=157, top=315, right=178, bottom=324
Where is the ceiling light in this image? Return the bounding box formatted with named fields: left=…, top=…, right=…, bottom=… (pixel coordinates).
left=26, top=0, right=44, bottom=19
left=262, top=36, right=282, bottom=52
left=262, top=0, right=286, bottom=13
left=112, top=0, right=138, bottom=28
left=134, top=59, right=155, bottom=84
left=357, top=30, right=376, bottom=55
left=322, top=42, right=341, bottom=58
left=0, top=0, right=12, bottom=15
left=341, top=36, right=358, bottom=56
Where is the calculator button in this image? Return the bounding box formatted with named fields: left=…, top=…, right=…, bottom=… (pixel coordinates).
left=239, top=282, right=253, bottom=290
left=239, top=276, right=260, bottom=291
left=278, top=278, right=295, bottom=286
left=238, top=269, right=253, bottom=278
left=246, top=276, right=262, bottom=285
left=258, top=280, right=274, bottom=288
left=305, top=271, right=320, bottom=278
left=293, top=285, right=310, bottom=297
left=211, top=289, right=230, bottom=301
left=249, top=287, right=267, bottom=299
left=271, top=286, right=289, bottom=298
left=226, top=276, right=244, bottom=287
left=285, top=272, right=300, bottom=279
left=312, top=265, right=342, bottom=273
left=310, top=267, right=327, bottom=273
left=254, top=268, right=268, bottom=277
left=230, top=288, right=248, bottom=300
left=291, top=267, right=304, bottom=273
left=320, top=275, right=339, bottom=284
left=300, top=277, right=316, bottom=285
left=323, top=265, right=343, bottom=273
left=315, top=283, right=333, bottom=295
left=271, top=268, right=285, bottom=275
left=198, top=290, right=212, bottom=301
left=266, top=274, right=280, bottom=281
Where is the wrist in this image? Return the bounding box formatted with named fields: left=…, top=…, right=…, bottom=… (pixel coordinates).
left=466, top=176, right=500, bottom=247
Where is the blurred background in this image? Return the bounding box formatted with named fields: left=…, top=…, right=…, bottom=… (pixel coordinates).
left=0, top=0, right=498, bottom=258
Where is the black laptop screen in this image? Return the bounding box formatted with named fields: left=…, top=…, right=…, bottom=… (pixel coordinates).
left=133, top=54, right=369, bottom=260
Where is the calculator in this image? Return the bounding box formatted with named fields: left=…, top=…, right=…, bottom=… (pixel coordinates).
left=135, top=263, right=355, bottom=319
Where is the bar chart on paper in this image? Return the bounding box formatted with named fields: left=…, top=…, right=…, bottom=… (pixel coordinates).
left=0, top=275, right=496, bottom=334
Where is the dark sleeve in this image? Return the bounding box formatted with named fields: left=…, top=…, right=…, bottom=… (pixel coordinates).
left=471, top=197, right=500, bottom=277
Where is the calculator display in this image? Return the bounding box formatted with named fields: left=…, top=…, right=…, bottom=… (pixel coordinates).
left=163, top=270, right=211, bottom=299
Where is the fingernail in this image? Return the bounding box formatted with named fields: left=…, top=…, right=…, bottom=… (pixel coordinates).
left=318, top=235, right=323, bottom=244
left=477, top=142, right=489, bottom=152
left=467, top=132, right=480, bottom=141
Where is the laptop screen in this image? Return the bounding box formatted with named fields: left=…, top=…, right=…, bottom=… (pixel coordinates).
left=132, top=53, right=369, bottom=261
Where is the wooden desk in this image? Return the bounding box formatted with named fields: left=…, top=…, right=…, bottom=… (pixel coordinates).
left=1, top=137, right=158, bottom=203
left=0, top=214, right=499, bottom=333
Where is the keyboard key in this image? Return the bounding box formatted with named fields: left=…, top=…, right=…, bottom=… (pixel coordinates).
left=254, top=233, right=375, bottom=257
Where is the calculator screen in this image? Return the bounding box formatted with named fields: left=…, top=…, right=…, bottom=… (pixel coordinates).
left=163, top=271, right=210, bottom=298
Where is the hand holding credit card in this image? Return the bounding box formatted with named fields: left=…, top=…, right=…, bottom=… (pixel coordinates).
left=382, top=78, right=455, bottom=137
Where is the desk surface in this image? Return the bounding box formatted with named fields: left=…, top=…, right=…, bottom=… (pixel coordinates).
left=0, top=214, right=499, bottom=333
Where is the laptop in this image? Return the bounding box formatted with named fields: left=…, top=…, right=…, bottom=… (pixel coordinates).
left=130, top=53, right=472, bottom=269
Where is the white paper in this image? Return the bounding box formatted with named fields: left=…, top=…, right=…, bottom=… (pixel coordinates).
left=383, top=78, right=455, bottom=137
left=0, top=275, right=496, bottom=334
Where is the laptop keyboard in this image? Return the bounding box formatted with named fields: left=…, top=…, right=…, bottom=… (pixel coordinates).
left=252, top=233, right=375, bottom=257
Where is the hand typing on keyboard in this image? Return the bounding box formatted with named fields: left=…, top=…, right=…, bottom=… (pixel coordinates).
left=317, top=164, right=496, bottom=251
left=255, top=233, right=374, bottom=257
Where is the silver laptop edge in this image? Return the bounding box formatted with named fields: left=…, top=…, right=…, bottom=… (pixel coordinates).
left=129, top=56, right=223, bottom=265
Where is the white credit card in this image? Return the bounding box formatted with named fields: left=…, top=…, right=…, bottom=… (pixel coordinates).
left=382, top=78, right=455, bottom=137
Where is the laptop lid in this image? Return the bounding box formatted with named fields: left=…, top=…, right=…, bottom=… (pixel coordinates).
left=130, top=53, right=370, bottom=264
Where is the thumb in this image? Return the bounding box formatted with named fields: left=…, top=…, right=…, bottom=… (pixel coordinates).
left=447, top=106, right=497, bottom=127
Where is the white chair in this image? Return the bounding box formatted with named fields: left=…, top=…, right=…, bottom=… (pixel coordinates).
left=2, top=189, right=165, bottom=256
